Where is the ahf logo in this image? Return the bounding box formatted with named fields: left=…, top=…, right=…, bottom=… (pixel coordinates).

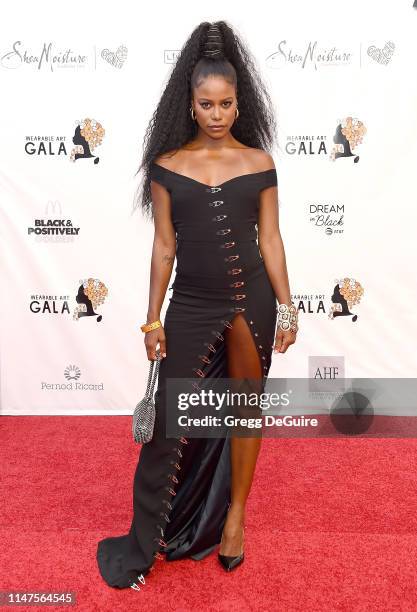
left=309, top=356, right=345, bottom=380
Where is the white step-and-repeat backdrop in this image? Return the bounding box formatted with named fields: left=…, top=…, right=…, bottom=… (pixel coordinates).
left=1, top=1, right=416, bottom=414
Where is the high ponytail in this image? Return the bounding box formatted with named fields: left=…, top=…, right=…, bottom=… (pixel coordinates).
left=134, top=20, right=277, bottom=220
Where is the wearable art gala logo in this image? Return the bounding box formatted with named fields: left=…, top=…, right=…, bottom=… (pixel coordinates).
left=70, top=118, right=105, bottom=163
left=73, top=278, right=108, bottom=322
left=328, top=277, right=364, bottom=322
left=285, top=116, right=367, bottom=163
left=24, top=117, right=106, bottom=164
left=291, top=275, right=364, bottom=322
left=29, top=277, right=108, bottom=323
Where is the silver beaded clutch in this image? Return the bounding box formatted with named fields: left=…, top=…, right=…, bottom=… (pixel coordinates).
left=132, top=350, right=162, bottom=444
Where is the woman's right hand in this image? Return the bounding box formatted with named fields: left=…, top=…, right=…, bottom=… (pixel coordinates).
left=144, top=326, right=167, bottom=361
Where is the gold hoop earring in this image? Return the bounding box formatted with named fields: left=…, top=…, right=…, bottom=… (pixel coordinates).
left=190, top=106, right=196, bottom=121
left=235, top=107, right=239, bottom=120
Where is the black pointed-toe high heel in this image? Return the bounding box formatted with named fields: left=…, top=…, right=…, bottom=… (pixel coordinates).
left=218, top=525, right=245, bottom=572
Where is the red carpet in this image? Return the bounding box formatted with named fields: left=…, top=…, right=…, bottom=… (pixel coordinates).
left=1, top=416, right=417, bottom=611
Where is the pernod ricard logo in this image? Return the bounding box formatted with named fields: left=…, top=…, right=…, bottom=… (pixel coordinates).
left=24, top=117, right=106, bottom=164
left=64, top=365, right=81, bottom=381
left=41, top=364, right=104, bottom=391
left=285, top=116, right=367, bottom=163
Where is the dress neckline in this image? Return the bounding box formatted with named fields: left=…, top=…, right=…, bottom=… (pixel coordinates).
left=151, top=162, right=276, bottom=189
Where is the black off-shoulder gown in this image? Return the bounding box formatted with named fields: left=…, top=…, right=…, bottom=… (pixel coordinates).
left=96, top=162, right=278, bottom=588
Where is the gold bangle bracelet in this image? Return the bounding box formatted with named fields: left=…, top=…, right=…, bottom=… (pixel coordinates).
left=140, top=319, right=161, bottom=333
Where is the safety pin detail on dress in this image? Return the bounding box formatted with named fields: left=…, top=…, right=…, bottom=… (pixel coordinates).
left=151, top=182, right=257, bottom=572
left=250, top=320, right=269, bottom=372
left=220, top=319, right=233, bottom=329
left=130, top=573, right=146, bottom=590
left=149, top=330, right=195, bottom=571
left=227, top=268, right=242, bottom=275
left=160, top=434, right=187, bottom=510
left=211, top=330, right=224, bottom=341
left=153, top=341, right=211, bottom=564
left=203, top=342, right=217, bottom=353
left=230, top=294, right=246, bottom=301
left=198, top=354, right=212, bottom=364
left=192, top=368, right=205, bottom=378
left=212, top=214, right=228, bottom=221
left=206, top=186, right=222, bottom=193
left=154, top=538, right=168, bottom=548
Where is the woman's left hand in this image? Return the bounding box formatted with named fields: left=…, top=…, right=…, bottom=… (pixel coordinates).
left=273, top=329, right=297, bottom=354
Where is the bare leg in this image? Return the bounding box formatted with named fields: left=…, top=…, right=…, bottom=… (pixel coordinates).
left=220, top=313, right=263, bottom=556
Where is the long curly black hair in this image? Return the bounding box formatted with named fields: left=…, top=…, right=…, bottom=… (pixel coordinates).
left=133, top=20, right=277, bottom=220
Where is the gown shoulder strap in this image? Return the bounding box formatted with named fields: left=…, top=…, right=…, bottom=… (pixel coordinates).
left=150, top=162, right=172, bottom=193
left=259, top=168, right=278, bottom=191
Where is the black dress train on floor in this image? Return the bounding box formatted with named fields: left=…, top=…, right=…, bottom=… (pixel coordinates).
left=96, top=162, right=278, bottom=588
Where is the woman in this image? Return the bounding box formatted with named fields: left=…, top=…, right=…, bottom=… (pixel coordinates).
left=97, top=20, right=298, bottom=589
